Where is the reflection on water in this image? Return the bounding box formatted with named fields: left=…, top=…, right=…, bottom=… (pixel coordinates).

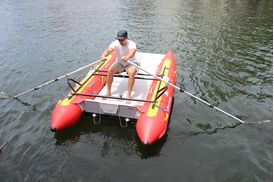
left=54, top=115, right=166, bottom=159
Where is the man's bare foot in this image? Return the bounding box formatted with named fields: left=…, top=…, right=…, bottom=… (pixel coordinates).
left=103, top=91, right=111, bottom=99
left=106, top=91, right=111, bottom=96
left=125, top=95, right=131, bottom=104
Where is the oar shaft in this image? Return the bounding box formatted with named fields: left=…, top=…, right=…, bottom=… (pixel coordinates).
left=184, top=90, right=245, bottom=123
left=128, top=61, right=180, bottom=90
left=14, top=59, right=102, bottom=98
left=128, top=60, right=245, bottom=124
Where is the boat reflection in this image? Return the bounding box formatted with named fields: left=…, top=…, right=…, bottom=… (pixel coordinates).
left=53, top=114, right=167, bottom=159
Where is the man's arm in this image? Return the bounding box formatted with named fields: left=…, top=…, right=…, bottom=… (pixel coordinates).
left=121, top=48, right=136, bottom=61
left=100, top=47, right=114, bottom=61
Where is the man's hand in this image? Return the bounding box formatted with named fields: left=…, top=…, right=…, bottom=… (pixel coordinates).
left=121, top=48, right=136, bottom=62
left=100, top=56, right=106, bottom=61
left=121, top=56, right=128, bottom=61
left=100, top=48, right=114, bottom=61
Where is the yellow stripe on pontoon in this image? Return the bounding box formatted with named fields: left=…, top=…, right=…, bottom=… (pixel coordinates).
left=60, top=55, right=112, bottom=106
left=164, top=113, right=169, bottom=122
left=146, top=59, right=171, bottom=117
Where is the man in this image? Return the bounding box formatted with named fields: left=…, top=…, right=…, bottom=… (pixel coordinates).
left=100, top=30, right=138, bottom=100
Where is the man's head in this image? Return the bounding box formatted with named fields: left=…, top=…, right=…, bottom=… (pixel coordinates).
left=116, top=30, right=128, bottom=46
left=116, top=30, right=128, bottom=40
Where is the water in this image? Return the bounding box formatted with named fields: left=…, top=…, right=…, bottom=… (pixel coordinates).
left=0, top=0, right=272, bottom=181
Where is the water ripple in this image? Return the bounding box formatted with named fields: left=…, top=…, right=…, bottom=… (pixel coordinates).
left=0, top=0, right=272, bottom=181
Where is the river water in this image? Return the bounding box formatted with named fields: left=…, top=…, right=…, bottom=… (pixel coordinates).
left=0, top=0, right=272, bottom=181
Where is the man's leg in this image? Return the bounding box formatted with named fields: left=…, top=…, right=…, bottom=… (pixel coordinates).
left=126, top=66, right=137, bottom=99
left=107, top=62, right=124, bottom=96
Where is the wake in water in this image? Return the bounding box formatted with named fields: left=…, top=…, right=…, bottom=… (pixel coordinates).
left=0, top=91, right=33, bottom=107
left=0, top=91, right=10, bottom=99
left=244, top=120, right=273, bottom=130
left=0, top=141, right=8, bottom=153
left=180, top=119, right=273, bottom=138
left=245, top=120, right=272, bottom=125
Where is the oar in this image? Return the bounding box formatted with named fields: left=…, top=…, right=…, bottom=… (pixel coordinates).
left=7, top=59, right=103, bottom=99
left=128, top=60, right=245, bottom=124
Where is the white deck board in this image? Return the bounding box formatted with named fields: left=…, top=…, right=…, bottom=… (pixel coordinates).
left=89, top=52, right=165, bottom=107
